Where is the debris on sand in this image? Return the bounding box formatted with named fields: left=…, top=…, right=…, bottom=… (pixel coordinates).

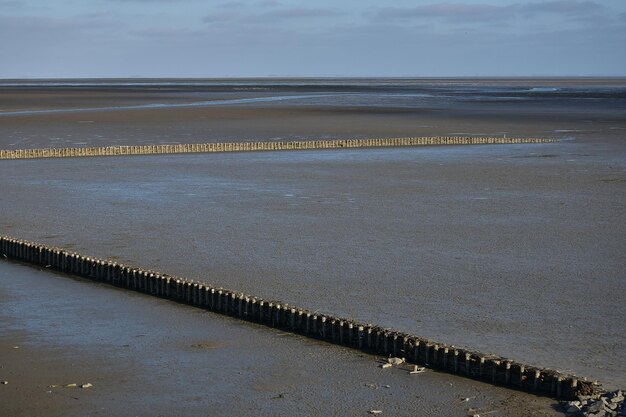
left=380, top=357, right=405, bottom=369
left=1, top=381, right=8, bottom=385
left=470, top=410, right=498, bottom=417
left=50, top=382, right=93, bottom=389
left=409, top=365, right=426, bottom=374
left=562, top=390, right=625, bottom=417
left=368, top=410, right=382, bottom=415
left=386, top=357, right=405, bottom=365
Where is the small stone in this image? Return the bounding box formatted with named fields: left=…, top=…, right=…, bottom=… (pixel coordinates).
left=1, top=381, right=8, bottom=385
left=382, top=385, right=390, bottom=389
left=80, top=383, right=93, bottom=389
left=64, top=383, right=77, bottom=388
left=380, top=363, right=392, bottom=369
left=368, top=410, right=382, bottom=415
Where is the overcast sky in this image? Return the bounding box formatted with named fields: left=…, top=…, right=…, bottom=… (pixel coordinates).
left=1, top=0, right=625, bottom=78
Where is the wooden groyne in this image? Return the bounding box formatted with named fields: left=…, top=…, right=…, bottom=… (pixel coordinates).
left=0, top=136, right=556, bottom=160
left=0, top=235, right=597, bottom=400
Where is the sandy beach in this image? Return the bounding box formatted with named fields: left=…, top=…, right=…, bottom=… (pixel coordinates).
left=1, top=79, right=625, bottom=415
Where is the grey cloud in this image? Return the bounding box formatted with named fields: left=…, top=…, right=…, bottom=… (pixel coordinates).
left=131, top=27, right=205, bottom=38
left=105, top=0, right=189, bottom=3
left=375, top=1, right=606, bottom=22
left=266, top=7, right=340, bottom=19
left=203, top=6, right=340, bottom=24
left=0, top=13, right=126, bottom=37
left=1, top=15, right=79, bottom=31
left=377, top=3, right=503, bottom=20
left=258, top=0, right=282, bottom=8
left=214, top=1, right=245, bottom=9
left=202, top=11, right=239, bottom=23
left=0, top=0, right=23, bottom=8
left=517, top=0, right=603, bottom=15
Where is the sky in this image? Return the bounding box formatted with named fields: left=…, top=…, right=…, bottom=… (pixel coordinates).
left=1, top=0, right=625, bottom=78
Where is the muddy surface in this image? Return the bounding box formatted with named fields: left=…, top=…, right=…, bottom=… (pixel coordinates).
left=0, top=80, right=624, bottom=414
left=1, top=138, right=624, bottom=389
left=1, top=79, right=625, bottom=149
left=0, top=262, right=561, bottom=417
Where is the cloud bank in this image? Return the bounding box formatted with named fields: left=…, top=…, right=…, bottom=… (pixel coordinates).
left=0, top=0, right=624, bottom=77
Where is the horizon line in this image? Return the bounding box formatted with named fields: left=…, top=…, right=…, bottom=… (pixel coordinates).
left=2, top=75, right=626, bottom=81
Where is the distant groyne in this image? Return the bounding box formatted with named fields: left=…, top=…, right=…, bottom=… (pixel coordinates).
left=0, top=136, right=556, bottom=160
left=0, top=235, right=596, bottom=400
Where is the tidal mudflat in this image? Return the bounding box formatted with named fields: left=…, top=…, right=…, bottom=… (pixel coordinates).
left=1, top=78, right=625, bottom=150
left=1, top=141, right=624, bottom=388
left=0, top=262, right=561, bottom=417
left=1, top=79, right=624, bottom=415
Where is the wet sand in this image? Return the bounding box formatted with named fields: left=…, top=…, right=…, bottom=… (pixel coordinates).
left=1, top=141, right=624, bottom=389
left=1, top=79, right=625, bottom=149
left=1, top=80, right=624, bottom=413
left=0, top=262, right=561, bottom=417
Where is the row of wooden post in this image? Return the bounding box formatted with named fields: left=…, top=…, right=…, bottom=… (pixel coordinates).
left=0, top=235, right=593, bottom=400
left=0, top=136, right=557, bottom=160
